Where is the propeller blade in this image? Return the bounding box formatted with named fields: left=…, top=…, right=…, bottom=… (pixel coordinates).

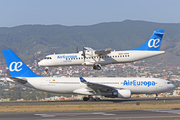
left=76, top=45, right=79, bottom=53
left=82, top=45, right=86, bottom=62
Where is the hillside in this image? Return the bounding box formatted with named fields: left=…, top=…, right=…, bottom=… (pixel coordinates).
left=0, top=20, right=180, bottom=66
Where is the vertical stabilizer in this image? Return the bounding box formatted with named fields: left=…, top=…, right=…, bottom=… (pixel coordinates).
left=129, top=30, right=164, bottom=51
left=3, top=50, right=41, bottom=77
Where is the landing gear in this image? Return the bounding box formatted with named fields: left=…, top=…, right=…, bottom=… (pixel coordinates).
left=93, top=64, right=101, bottom=70
left=83, top=97, right=89, bottom=101
left=45, top=67, right=49, bottom=72
left=89, top=97, right=95, bottom=102
left=95, top=97, right=101, bottom=101
left=83, top=96, right=101, bottom=102
left=155, top=93, right=159, bottom=100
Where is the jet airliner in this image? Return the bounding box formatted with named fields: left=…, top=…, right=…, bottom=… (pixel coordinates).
left=38, top=30, right=165, bottom=70
left=3, top=50, right=175, bottom=101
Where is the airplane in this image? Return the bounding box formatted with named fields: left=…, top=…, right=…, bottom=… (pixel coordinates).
left=2, top=50, right=175, bottom=101
left=38, top=30, right=165, bottom=70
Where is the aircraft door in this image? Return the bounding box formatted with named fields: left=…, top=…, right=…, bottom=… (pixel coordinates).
left=131, top=52, right=135, bottom=62
left=158, top=82, right=163, bottom=87
left=41, top=80, right=46, bottom=86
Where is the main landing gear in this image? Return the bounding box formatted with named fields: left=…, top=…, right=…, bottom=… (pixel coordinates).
left=93, top=64, right=101, bottom=70
left=155, top=93, right=159, bottom=100
left=83, top=95, right=101, bottom=102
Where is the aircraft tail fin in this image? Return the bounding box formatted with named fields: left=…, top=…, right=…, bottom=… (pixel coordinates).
left=129, top=30, right=164, bottom=51
left=3, top=50, right=41, bottom=77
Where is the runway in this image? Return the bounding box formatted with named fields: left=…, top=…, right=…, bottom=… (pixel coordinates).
left=0, top=96, right=180, bottom=106
left=1, top=109, right=180, bottom=120
left=0, top=97, right=180, bottom=119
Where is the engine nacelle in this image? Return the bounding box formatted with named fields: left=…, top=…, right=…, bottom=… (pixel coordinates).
left=112, top=89, right=131, bottom=98
left=82, top=62, right=94, bottom=66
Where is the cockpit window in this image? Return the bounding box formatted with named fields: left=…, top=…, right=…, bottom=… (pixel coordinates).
left=44, top=57, right=52, bottom=60
left=167, top=82, right=172, bottom=84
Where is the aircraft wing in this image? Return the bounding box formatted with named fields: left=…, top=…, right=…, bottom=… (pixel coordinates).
left=80, top=77, right=115, bottom=92
left=95, top=48, right=113, bottom=56
left=9, top=77, right=27, bottom=84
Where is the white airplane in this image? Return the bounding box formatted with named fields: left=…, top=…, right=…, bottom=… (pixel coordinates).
left=38, top=30, right=165, bottom=70
left=3, top=50, right=175, bottom=101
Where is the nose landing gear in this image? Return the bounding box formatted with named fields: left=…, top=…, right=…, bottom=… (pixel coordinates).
left=155, top=93, right=159, bottom=100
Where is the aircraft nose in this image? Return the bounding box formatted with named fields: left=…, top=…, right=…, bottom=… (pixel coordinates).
left=38, top=61, right=43, bottom=67
left=172, top=84, right=176, bottom=89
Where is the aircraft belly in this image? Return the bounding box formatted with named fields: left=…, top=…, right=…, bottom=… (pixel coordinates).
left=98, top=60, right=112, bottom=66
left=133, top=51, right=165, bottom=61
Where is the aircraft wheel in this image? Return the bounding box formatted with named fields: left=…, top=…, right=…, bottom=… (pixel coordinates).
left=83, top=97, right=89, bottom=101
left=155, top=97, right=159, bottom=100
left=97, top=66, right=101, bottom=70
left=89, top=97, right=95, bottom=102
left=93, top=66, right=97, bottom=70
left=95, top=98, right=101, bottom=101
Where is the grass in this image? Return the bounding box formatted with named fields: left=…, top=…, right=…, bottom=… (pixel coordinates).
left=0, top=103, right=179, bottom=113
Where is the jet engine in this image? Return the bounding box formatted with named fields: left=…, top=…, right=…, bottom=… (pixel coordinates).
left=105, top=89, right=131, bottom=98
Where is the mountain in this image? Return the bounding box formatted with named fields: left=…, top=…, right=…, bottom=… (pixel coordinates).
left=0, top=20, right=180, bottom=66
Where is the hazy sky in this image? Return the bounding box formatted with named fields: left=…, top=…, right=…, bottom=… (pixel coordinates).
left=0, top=0, right=180, bottom=27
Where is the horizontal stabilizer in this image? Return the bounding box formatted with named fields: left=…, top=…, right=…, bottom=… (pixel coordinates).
left=9, top=77, right=27, bottom=84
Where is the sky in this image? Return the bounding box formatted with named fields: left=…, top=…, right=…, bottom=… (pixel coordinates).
left=0, top=0, right=180, bottom=27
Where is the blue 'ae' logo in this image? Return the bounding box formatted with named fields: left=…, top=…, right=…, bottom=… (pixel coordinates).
left=123, top=80, right=155, bottom=87
left=9, top=62, right=23, bottom=72
left=148, top=39, right=160, bottom=48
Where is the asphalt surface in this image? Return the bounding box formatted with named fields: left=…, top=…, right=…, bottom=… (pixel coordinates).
left=0, top=97, right=180, bottom=120
left=0, top=96, right=180, bottom=106
left=1, top=109, right=180, bottom=120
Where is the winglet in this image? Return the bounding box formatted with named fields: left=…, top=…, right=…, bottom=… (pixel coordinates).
left=80, top=77, right=87, bottom=83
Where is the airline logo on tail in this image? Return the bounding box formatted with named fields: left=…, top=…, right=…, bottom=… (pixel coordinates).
left=9, top=62, right=23, bottom=72
left=3, top=50, right=41, bottom=77
left=129, top=30, right=164, bottom=51
left=148, top=39, right=160, bottom=48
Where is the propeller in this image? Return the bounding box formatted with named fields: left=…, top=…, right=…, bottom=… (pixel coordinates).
left=76, top=45, right=79, bottom=53
left=82, top=45, right=86, bottom=61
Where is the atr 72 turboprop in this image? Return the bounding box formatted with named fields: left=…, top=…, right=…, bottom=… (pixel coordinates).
left=38, top=30, right=165, bottom=70
left=3, top=50, right=175, bottom=101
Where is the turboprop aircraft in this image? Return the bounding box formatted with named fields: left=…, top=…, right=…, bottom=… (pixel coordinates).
left=3, top=50, right=175, bottom=101
left=38, top=30, right=165, bottom=70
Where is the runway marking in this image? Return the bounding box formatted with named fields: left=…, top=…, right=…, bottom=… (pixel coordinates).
left=34, top=114, right=56, bottom=117
left=145, top=109, right=180, bottom=115
left=35, top=112, right=116, bottom=117
left=93, top=112, right=116, bottom=115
